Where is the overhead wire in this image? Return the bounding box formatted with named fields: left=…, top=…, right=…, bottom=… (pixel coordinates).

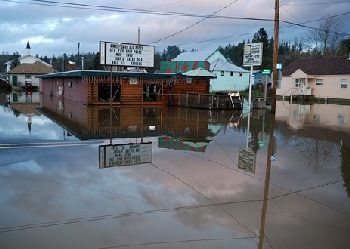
left=148, top=0, right=241, bottom=44
left=0, top=0, right=349, bottom=47
left=281, top=0, right=350, bottom=6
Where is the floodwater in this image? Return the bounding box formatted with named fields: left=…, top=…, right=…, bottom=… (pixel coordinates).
left=0, top=91, right=350, bottom=249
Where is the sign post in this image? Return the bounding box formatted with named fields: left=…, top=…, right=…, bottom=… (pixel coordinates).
left=243, top=43, right=263, bottom=108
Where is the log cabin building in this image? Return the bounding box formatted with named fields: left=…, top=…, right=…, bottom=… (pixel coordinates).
left=39, top=70, right=214, bottom=106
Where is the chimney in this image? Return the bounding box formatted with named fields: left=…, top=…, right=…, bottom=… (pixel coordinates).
left=67, top=61, right=76, bottom=71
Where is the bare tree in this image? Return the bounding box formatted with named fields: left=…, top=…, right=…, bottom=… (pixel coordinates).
left=304, top=16, right=343, bottom=55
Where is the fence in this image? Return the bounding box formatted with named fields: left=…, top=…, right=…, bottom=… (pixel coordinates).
left=178, top=92, right=242, bottom=110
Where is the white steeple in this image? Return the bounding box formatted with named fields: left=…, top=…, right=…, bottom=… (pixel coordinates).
left=26, top=41, right=31, bottom=56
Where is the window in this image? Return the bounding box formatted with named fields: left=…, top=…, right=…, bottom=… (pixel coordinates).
left=341, top=79, right=348, bottom=89
left=221, top=71, right=224, bottom=76
left=12, top=75, right=17, bottom=86
left=295, top=78, right=305, bottom=87
left=295, top=79, right=299, bottom=87
left=67, top=82, right=72, bottom=87
left=239, top=73, right=243, bottom=77
left=338, top=114, right=345, bottom=126
left=230, top=72, right=233, bottom=76
left=316, top=79, right=323, bottom=86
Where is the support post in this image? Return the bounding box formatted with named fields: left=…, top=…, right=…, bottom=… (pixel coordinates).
left=271, top=0, right=279, bottom=113
left=109, top=66, right=113, bottom=145
left=248, top=65, right=253, bottom=108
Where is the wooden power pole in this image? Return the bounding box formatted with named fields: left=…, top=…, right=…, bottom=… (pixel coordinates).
left=271, top=0, right=279, bottom=113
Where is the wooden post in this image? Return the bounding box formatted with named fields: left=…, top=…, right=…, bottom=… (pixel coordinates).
left=271, top=0, right=279, bottom=113
left=109, top=66, right=113, bottom=145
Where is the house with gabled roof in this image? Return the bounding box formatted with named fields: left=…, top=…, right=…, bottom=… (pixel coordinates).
left=277, top=57, right=350, bottom=100
left=160, top=49, right=250, bottom=92
left=7, top=41, right=54, bottom=90
left=8, top=61, right=55, bottom=90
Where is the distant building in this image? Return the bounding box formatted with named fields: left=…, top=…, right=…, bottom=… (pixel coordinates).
left=7, top=41, right=54, bottom=90
left=8, top=61, right=55, bottom=90
left=277, top=57, right=350, bottom=100
left=161, top=50, right=250, bottom=92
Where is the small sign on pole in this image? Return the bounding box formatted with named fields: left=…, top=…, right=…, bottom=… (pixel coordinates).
left=238, top=148, right=256, bottom=174
left=262, top=69, right=271, bottom=74
left=243, top=43, right=263, bottom=67
left=243, top=43, right=263, bottom=108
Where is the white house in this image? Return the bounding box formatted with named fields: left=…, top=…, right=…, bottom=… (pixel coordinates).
left=7, top=41, right=54, bottom=90
left=173, top=50, right=250, bottom=92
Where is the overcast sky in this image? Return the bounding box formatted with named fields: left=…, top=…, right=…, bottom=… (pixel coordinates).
left=0, top=0, right=349, bottom=56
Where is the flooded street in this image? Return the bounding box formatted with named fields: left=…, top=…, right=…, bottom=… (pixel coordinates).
left=1, top=91, right=350, bottom=249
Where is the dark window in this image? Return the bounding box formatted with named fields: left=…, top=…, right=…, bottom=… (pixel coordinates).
left=143, top=84, right=162, bottom=102
left=230, top=72, right=233, bottom=76
left=221, top=71, right=224, bottom=76
left=12, top=76, right=17, bottom=86
left=98, top=83, right=120, bottom=102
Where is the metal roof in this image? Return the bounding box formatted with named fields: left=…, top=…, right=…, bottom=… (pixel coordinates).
left=210, top=58, right=249, bottom=72
left=39, top=70, right=177, bottom=79
left=182, top=68, right=216, bottom=78
left=172, top=50, right=215, bottom=61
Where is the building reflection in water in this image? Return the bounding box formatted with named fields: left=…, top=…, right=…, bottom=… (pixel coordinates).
left=5, top=91, right=40, bottom=134
left=39, top=93, right=242, bottom=145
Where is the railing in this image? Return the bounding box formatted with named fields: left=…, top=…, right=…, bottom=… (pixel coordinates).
left=282, top=87, right=299, bottom=101
left=178, top=92, right=242, bottom=109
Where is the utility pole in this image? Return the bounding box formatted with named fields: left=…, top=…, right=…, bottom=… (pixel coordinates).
left=271, top=0, right=279, bottom=113
left=77, top=42, right=80, bottom=70
left=138, top=27, right=141, bottom=44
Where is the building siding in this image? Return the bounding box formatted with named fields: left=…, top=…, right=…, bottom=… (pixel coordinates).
left=277, top=74, right=350, bottom=99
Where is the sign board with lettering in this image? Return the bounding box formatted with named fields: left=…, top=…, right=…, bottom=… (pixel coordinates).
left=243, top=43, right=263, bottom=67
left=99, top=142, right=152, bottom=168
left=238, top=148, right=256, bottom=174
left=100, top=41, right=155, bottom=67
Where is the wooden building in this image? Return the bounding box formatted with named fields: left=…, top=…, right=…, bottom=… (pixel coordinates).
left=39, top=70, right=213, bottom=106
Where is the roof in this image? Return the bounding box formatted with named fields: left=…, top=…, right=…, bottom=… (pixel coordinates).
left=182, top=68, right=216, bottom=78
left=282, top=57, right=350, bottom=76
left=173, top=50, right=215, bottom=61
left=210, top=58, right=249, bottom=72
left=8, top=61, right=55, bottom=74
left=39, top=70, right=176, bottom=79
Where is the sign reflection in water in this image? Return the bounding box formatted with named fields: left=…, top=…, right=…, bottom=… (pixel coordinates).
left=99, top=142, right=152, bottom=168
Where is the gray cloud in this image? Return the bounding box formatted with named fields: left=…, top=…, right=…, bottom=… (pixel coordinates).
left=0, top=0, right=349, bottom=56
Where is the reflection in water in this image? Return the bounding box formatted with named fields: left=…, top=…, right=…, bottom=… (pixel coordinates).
left=99, top=142, right=152, bottom=168
left=341, top=142, right=350, bottom=198
left=1, top=93, right=350, bottom=249
left=39, top=93, right=243, bottom=145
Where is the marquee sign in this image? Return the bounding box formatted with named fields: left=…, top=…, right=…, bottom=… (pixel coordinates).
left=100, top=41, right=155, bottom=67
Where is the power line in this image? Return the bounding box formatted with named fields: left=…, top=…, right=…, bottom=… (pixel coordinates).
left=149, top=0, right=240, bottom=44
left=281, top=0, right=350, bottom=6
left=154, top=11, right=350, bottom=48
left=1, top=0, right=349, bottom=46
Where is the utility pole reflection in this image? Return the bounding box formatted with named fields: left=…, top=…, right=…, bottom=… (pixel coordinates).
left=258, top=111, right=276, bottom=249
